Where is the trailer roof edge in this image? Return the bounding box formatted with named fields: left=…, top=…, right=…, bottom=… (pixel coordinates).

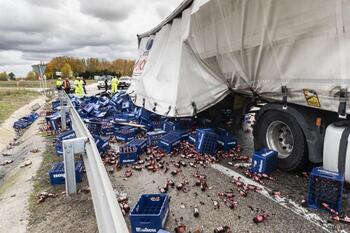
left=138, top=0, right=194, bottom=39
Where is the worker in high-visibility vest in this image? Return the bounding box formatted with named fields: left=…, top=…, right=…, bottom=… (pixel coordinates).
left=111, top=76, right=118, bottom=93
left=74, top=77, right=84, bottom=97
left=55, top=78, right=63, bottom=90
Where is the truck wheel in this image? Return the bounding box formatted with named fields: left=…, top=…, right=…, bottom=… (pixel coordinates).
left=254, top=110, right=307, bottom=171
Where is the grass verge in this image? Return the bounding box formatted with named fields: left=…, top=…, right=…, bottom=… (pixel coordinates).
left=0, top=89, right=40, bottom=124
left=0, top=80, right=96, bottom=88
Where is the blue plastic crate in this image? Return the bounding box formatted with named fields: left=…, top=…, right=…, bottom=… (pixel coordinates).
left=198, top=118, right=213, bottom=127
left=138, top=119, right=153, bottom=132
left=137, top=108, right=151, bottom=121
left=130, top=194, right=169, bottom=233
left=188, top=132, right=197, bottom=144
left=162, top=121, right=176, bottom=132
left=100, top=122, right=115, bottom=136
left=51, top=100, right=60, bottom=110
left=158, top=133, right=181, bottom=153
left=215, top=128, right=230, bottom=137
left=119, top=145, right=139, bottom=165
left=151, top=120, right=162, bottom=130
left=83, top=103, right=94, bottom=113
left=13, top=113, right=39, bottom=129
left=49, top=161, right=84, bottom=186
left=175, top=117, right=193, bottom=129
left=94, top=135, right=110, bottom=154
left=147, top=130, right=167, bottom=146
left=171, top=130, right=189, bottom=140
left=217, top=135, right=237, bottom=151
left=115, top=126, right=137, bottom=142
left=157, top=230, right=170, bottom=233
left=250, top=148, right=277, bottom=174
left=195, top=130, right=218, bottom=154
left=57, top=130, right=76, bottom=142
left=162, top=119, right=191, bottom=132
left=307, top=167, right=344, bottom=212
left=55, top=142, right=63, bottom=156
left=13, top=120, right=29, bottom=129
left=128, top=138, right=147, bottom=154
left=85, top=121, right=101, bottom=135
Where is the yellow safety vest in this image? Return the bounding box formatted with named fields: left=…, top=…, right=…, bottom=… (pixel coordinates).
left=111, top=78, right=118, bottom=87
left=74, top=80, right=84, bottom=96
left=56, top=80, right=63, bottom=87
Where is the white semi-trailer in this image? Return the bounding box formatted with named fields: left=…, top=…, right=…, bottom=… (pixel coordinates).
left=129, top=0, right=350, bottom=173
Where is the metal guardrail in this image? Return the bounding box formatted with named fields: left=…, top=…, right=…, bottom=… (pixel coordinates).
left=65, top=95, right=130, bottom=233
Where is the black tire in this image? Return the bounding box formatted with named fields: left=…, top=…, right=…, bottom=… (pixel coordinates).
left=253, top=110, right=307, bottom=171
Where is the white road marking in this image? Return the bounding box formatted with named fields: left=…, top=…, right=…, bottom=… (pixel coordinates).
left=211, top=164, right=339, bottom=233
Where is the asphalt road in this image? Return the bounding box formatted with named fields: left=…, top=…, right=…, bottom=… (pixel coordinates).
left=87, top=84, right=350, bottom=233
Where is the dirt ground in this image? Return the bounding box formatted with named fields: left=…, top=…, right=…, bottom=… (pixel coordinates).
left=0, top=115, right=46, bottom=233
left=26, top=127, right=97, bottom=233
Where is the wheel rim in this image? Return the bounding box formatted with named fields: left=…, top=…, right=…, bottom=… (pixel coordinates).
left=266, top=121, right=294, bottom=159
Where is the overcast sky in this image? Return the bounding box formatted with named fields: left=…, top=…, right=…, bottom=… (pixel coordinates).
left=0, top=0, right=183, bottom=76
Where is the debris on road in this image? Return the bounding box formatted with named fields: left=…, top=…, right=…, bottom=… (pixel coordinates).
left=253, top=214, right=269, bottom=224
left=37, top=191, right=57, bottom=204
left=2, top=153, right=12, bottom=157
left=20, top=160, right=32, bottom=168
left=30, top=148, right=40, bottom=153
left=174, top=225, right=186, bottom=233
left=1, top=160, right=13, bottom=166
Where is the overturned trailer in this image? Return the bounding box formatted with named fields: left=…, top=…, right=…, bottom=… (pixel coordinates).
left=129, top=0, right=350, bottom=172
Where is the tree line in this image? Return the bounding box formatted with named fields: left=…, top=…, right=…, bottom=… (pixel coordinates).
left=44, top=56, right=135, bottom=79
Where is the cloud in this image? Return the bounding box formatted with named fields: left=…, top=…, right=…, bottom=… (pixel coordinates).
left=0, top=0, right=184, bottom=76
left=79, top=0, right=134, bottom=22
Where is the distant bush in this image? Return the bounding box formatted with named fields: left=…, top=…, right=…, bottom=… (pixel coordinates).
left=0, top=72, right=8, bottom=81
left=26, top=71, right=38, bottom=80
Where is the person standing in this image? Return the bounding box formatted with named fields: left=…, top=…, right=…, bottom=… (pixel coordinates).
left=63, top=78, right=70, bottom=94
left=56, top=78, right=63, bottom=90
left=82, top=78, right=87, bottom=94
left=111, top=76, right=118, bottom=93
left=74, top=77, right=84, bottom=97
left=104, top=78, right=108, bottom=92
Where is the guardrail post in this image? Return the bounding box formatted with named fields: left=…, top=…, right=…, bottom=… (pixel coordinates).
left=63, top=137, right=87, bottom=195
left=59, top=91, right=67, bottom=131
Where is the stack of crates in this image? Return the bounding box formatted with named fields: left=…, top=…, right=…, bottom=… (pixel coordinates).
left=55, top=130, right=76, bottom=156
left=158, top=133, right=181, bottom=153
left=307, top=167, right=344, bottom=212
left=115, top=126, right=137, bottom=142
left=250, top=148, right=277, bottom=174
left=49, top=161, right=84, bottom=185
left=195, top=129, right=218, bottom=154
left=147, top=130, right=167, bottom=146
left=130, top=194, right=169, bottom=233
left=119, top=145, right=139, bottom=165
left=128, top=138, right=147, bottom=154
